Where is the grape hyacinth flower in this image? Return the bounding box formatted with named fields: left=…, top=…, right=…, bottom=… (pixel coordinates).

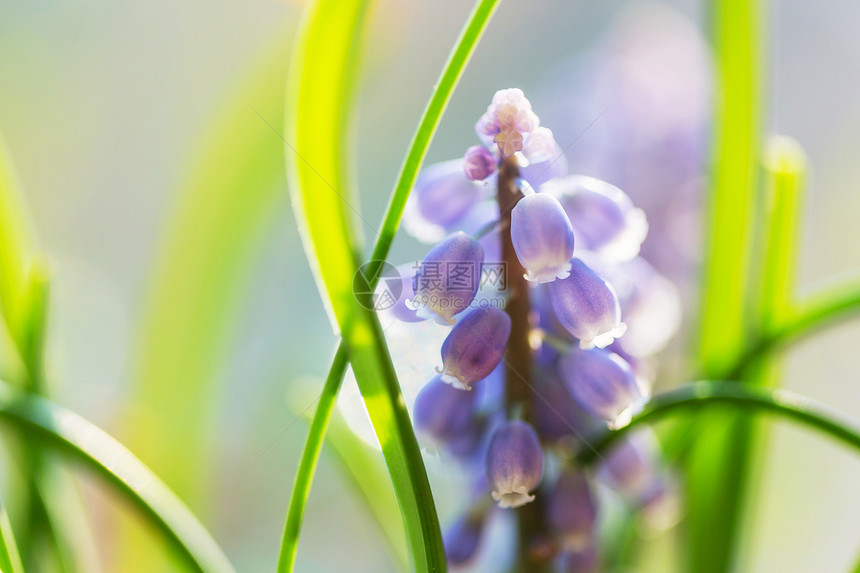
left=559, top=347, right=645, bottom=428
left=549, top=258, right=627, bottom=348
left=386, top=87, right=679, bottom=569
left=510, top=192, right=576, bottom=283
left=413, top=375, right=478, bottom=451
left=543, top=175, right=648, bottom=262
left=439, top=307, right=512, bottom=390
left=486, top=421, right=544, bottom=508
left=547, top=470, right=597, bottom=550
left=444, top=512, right=486, bottom=568
left=410, top=231, right=483, bottom=325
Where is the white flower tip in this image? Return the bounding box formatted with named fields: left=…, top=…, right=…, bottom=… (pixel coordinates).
left=492, top=487, right=536, bottom=509
left=588, top=322, right=628, bottom=349
left=440, top=372, right=472, bottom=391
left=524, top=261, right=572, bottom=284
left=414, top=304, right=456, bottom=326
left=607, top=397, right=647, bottom=431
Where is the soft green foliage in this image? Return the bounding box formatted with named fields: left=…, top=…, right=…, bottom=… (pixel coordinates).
left=0, top=378, right=234, bottom=573
left=281, top=0, right=448, bottom=570
left=0, top=134, right=35, bottom=350
left=0, top=497, right=23, bottom=573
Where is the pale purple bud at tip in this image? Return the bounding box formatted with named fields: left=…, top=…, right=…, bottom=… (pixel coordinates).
left=410, top=232, right=484, bottom=325
left=444, top=513, right=486, bottom=568
left=486, top=421, right=544, bottom=508
left=547, top=470, right=597, bottom=550
left=413, top=375, right=478, bottom=451
left=548, top=258, right=626, bottom=348
left=559, top=347, right=645, bottom=428
left=440, top=307, right=511, bottom=390
left=511, top=193, right=576, bottom=283
left=463, top=145, right=497, bottom=181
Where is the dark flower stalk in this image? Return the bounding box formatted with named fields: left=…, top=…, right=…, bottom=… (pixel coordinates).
left=496, top=155, right=555, bottom=570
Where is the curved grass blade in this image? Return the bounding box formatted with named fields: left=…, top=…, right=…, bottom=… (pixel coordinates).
left=126, top=31, right=293, bottom=510
left=279, top=0, right=463, bottom=569
left=0, top=496, right=23, bottom=573
left=285, top=367, right=408, bottom=571
left=0, top=378, right=234, bottom=573
left=578, top=381, right=860, bottom=464
left=278, top=0, right=501, bottom=570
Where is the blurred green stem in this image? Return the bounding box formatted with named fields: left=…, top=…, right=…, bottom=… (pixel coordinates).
left=689, top=0, right=762, bottom=569
left=278, top=0, right=501, bottom=569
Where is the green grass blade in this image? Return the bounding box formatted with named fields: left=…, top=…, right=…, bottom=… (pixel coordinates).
left=578, top=381, right=860, bottom=464
left=688, top=0, right=763, bottom=570
left=0, top=378, right=234, bottom=573
left=280, top=0, right=452, bottom=569
left=278, top=0, right=501, bottom=570
left=285, top=364, right=408, bottom=571
left=279, top=347, right=348, bottom=572
left=0, top=496, right=24, bottom=573
left=697, top=0, right=763, bottom=374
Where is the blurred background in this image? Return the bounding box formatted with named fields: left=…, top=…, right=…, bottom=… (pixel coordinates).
left=1, top=0, right=859, bottom=571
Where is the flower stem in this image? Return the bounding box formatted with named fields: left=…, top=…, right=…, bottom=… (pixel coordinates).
left=496, top=156, right=552, bottom=571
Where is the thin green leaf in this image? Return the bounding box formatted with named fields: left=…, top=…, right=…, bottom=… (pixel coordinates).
left=0, top=496, right=24, bottom=573
left=0, top=378, right=234, bottom=573
left=688, top=0, right=763, bottom=570
left=280, top=0, right=453, bottom=569
left=286, top=367, right=408, bottom=571
left=578, top=381, right=860, bottom=465
left=278, top=0, right=500, bottom=569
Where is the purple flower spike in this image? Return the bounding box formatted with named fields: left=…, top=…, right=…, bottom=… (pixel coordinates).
left=559, top=347, right=645, bottom=429
left=486, top=421, right=544, bottom=508
left=413, top=375, right=478, bottom=450
left=547, top=470, right=597, bottom=550
left=548, top=258, right=626, bottom=348
left=560, top=545, right=598, bottom=573
left=463, top=145, right=497, bottom=181
left=439, top=307, right=511, bottom=390
left=542, top=175, right=648, bottom=262
left=444, top=513, right=486, bottom=568
left=511, top=193, right=575, bottom=283
left=411, top=232, right=484, bottom=325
